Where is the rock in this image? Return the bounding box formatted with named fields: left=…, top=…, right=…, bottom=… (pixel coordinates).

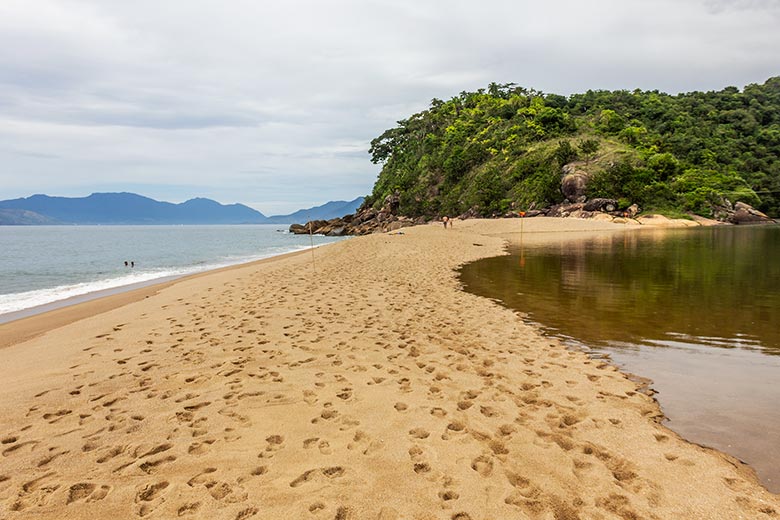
left=289, top=223, right=307, bottom=234
left=635, top=215, right=699, bottom=227
left=326, top=226, right=346, bottom=236
left=690, top=215, right=723, bottom=226
left=731, top=202, right=775, bottom=225
left=383, top=193, right=400, bottom=213
left=352, top=208, right=377, bottom=225
left=583, top=198, right=618, bottom=212
left=590, top=213, right=615, bottom=222
left=387, top=221, right=411, bottom=232
left=308, top=220, right=329, bottom=232
left=547, top=203, right=584, bottom=218
left=561, top=173, right=589, bottom=203
left=625, top=204, right=640, bottom=218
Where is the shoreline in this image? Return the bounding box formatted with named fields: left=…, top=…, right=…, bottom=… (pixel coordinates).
left=0, top=218, right=776, bottom=518
left=0, top=247, right=316, bottom=349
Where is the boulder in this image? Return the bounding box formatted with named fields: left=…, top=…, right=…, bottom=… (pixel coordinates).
left=561, top=173, right=589, bottom=203
left=387, top=221, right=412, bottom=231
left=625, top=204, right=640, bottom=218
left=383, top=192, right=400, bottom=213
left=583, top=198, right=618, bottom=212
left=289, top=223, right=307, bottom=234
left=547, top=203, right=584, bottom=218
left=326, top=226, right=346, bottom=236
left=731, top=202, right=775, bottom=225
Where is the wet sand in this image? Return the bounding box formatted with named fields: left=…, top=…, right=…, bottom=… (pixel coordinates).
left=0, top=218, right=777, bottom=519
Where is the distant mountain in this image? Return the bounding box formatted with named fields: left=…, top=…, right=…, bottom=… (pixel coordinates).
left=0, top=208, right=60, bottom=225
left=0, top=193, right=267, bottom=224
left=265, top=197, right=364, bottom=223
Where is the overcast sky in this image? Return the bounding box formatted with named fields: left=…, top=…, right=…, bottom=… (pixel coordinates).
left=1, top=0, right=778, bottom=214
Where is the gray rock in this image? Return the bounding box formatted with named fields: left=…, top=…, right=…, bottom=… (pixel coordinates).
left=583, top=198, right=618, bottom=212
left=731, top=202, right=775, bottom=225
left=561, top=173, right=589, bottom=203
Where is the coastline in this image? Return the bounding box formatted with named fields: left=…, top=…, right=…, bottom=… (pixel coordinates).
left=0, top=247, right=316, bottom=349
left=0, top=218, right=777, bottom=519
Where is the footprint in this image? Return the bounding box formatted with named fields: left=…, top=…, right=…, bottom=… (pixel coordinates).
left=409, top=428, right=430, bottom=439
left=136, top=481, right=169, bottom=502
left=235, top=507, right=258, bottom=520
left=67, top=483, right=96, bottom=504
left=413, top=462, right=431, bottom=474
left=139, top=455, right=176, bottom=474
left=289, top=466, right=346, bottom=488
left=470, top=455, right=494, bottom=477
left=177, top=502, right=202, bottom=516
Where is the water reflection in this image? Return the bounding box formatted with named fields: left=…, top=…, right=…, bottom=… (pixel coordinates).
left=464, top=226, right=780, bottom=356
left=460, top=224, right=780, bottom=492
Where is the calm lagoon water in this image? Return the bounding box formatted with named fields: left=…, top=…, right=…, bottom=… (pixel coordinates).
left=0, top=224, right=344, bottom=319
left=460, top=224, right=780, bottom=493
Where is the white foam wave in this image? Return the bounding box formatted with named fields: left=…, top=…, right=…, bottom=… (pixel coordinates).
left=0, top=245, right=312, bottom=315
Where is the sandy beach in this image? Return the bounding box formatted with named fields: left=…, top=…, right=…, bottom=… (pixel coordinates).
left=0, top=218, right=777, bottom=520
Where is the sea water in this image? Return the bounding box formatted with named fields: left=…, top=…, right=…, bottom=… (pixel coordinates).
left=0, top=224, right=343, bottom=318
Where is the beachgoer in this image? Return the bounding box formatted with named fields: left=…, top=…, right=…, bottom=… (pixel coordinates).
left=131, top=261, right=135, bottom=268
left=443, top=216, right=449, bottom=229
left=124, top=261, right=128, bottom=267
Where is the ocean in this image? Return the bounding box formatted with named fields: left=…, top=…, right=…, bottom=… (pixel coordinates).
left=0, top=224, right=344, bottom=319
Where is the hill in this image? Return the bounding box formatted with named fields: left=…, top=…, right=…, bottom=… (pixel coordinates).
left=265, top=197, right=364, bottom=223
left=0, top=208, right=59, bottom=225
left=366, top=78, right=780, bottom=219
left=0, top=193, right=267, bottom=224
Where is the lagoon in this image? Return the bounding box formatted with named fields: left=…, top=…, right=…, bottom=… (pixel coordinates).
left=460, top=224, right=780, bottom=492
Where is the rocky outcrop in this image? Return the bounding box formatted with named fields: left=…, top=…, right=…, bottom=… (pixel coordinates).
left=731, top=202, right=775, bottom=225
left=712, top=201, right=775, bottom=225
left=290, top=193, right=421, bottom=236
left=583, top=198, right=618, bottom=212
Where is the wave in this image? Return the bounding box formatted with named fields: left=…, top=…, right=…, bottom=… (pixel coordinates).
left=0, top=245, right=312, bottom=316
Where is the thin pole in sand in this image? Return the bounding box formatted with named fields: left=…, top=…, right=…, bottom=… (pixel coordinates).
left=519, top=211, right=526, bottom=268
left=308, top=215, right=316, bottom=273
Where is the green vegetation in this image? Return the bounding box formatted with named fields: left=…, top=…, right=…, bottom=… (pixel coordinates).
left=366, top=78, right=780, bottom=218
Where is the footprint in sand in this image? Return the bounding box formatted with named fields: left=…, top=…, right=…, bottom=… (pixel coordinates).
left=67, top=482, right=111, bottom=504
left=289, top=466, right=346, bottom=488
left=409, top=428, right=430, bottom=439
left=470, top=455, right=494, bottom=477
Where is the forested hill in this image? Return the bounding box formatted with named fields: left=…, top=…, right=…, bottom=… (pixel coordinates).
left=366, top=77, right=780, bottom=218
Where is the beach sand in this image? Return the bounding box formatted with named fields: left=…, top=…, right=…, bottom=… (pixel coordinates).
left=0, top=218, right=777, bottom=519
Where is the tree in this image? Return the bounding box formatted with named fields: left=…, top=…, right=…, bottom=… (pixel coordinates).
left=578, top=139, right=600, bottom=162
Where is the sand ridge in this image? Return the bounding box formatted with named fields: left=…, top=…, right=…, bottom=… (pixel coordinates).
left=0, top=217, right=777, bottom=519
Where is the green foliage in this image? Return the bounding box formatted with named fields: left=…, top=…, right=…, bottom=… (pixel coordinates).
left=368, top=78, right=780, bottom=217
left=554, top=140, right=578, bottom=165
left=578, top=138, right=600, bottom=160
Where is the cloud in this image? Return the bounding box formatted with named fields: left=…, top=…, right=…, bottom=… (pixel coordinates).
left=1, top=0, right=778, bottom=213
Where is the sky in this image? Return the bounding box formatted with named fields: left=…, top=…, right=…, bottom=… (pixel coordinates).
left=1, top=0, right=779, bottom=215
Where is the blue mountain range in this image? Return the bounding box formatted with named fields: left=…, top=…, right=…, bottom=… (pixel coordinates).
left=0, top=192, right=364, bottom=225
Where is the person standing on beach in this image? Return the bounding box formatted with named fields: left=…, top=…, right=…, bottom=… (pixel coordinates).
left=443, top=216, right=449, bottom=229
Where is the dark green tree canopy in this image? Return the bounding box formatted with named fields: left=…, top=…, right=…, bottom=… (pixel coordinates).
left=367, top=77, right=780, bottom=218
